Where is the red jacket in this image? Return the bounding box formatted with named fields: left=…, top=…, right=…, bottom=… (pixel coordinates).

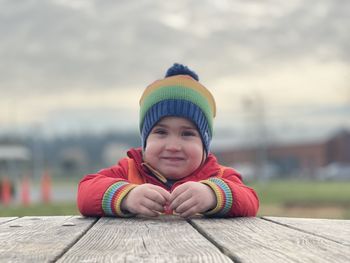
left=77, top=148, right=259, bottom=217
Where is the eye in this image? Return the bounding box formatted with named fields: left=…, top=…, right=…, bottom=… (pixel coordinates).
left=182, top=130, right=197, bottom=137
left=152, top=128, right=167, bottom=135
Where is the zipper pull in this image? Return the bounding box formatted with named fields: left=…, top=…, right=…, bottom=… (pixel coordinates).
left=141, top=162, right=168, bottom=184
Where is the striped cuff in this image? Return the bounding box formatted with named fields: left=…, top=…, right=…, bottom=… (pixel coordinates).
left=102, top=181, right=137, bottom=217
left=200, top=178, right=233, bottom=216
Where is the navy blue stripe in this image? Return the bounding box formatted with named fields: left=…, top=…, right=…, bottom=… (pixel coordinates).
left=141, top=99, right=211, bottom=153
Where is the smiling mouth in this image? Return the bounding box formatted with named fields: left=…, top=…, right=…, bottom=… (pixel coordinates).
left=161, top=157, right=185, bottom=161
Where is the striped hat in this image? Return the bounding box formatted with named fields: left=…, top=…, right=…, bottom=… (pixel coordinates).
left=139, top=63, right=216, bottom=154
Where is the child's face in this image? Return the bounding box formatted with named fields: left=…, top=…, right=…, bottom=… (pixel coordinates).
left=143, top=116, right=204, bottom=180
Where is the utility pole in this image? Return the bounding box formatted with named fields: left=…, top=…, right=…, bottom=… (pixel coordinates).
left=31, top=123, right=44, bottom=180
left=242, top=92, right=269, bottom=181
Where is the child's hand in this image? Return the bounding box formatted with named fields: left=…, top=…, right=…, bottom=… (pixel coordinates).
left=121, top=184, right=171, bottom=217
left=169, top=182, right=217, bottom=218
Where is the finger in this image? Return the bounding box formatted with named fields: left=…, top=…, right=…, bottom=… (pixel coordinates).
left=176, top=199, right=200, bottom=217
left=138, top=206, right=160, bottom=217
left=150, top=185, right=171, bottom=201
left=140, top=197, right=165, bottom=212
left=144, top=189, right=169, bottom=206
left=150, top=185, right=170, bottom=201
left=170, top=189, right=192, bottom=210
left=170, top=184, right=189, bottom=203
left=174, top=198, right=197, bottom=214
left=179, top=205, right=200, bottom=218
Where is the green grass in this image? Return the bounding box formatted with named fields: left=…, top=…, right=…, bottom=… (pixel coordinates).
left=248, top=180, right=350, bottom=219
left=1, top=179, right=350, bottom=219
left=0, top=202, right=79, bottom=217
left=249, top=180, right=350, bottom=205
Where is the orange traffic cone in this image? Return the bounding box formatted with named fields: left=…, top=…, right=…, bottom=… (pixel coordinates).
left=21, top=176, right=30, bottom=206
left=41, top=170, right=51, bottom=204
left=1, top=177, right=11, bottom=206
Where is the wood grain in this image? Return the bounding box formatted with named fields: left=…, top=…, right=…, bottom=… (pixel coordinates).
left=58, top=215, right=232, bottom=263
left=0, top=216, right=97, bottom=262
left=0, top=217, right=17, bottom=224
left=190, top=217, right=350, bottom=263
left=263, top=216, right=350, bottom=246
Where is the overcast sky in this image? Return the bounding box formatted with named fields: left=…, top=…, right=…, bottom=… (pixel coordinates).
left=0, top=0, right=349, bottom=146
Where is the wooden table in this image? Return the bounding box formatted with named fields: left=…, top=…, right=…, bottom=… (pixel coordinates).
left=0, top=215, right=349, bottom=262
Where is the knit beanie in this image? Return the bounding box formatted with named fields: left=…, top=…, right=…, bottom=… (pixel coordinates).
left=139, top=63, right=216, bottom=154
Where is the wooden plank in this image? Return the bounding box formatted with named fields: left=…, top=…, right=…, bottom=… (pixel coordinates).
left=0, top=217, right=17, bottom=224
left=0, top=216, right=97, bottom=262
left=190, top=217, right=350, bottom=262
left=263, top=216, right=350, bottom=246
left=58, top=215, right=232, bottom=263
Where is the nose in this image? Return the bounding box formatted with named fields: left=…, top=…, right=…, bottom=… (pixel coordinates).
left=165, top=136, right=181, bottom=151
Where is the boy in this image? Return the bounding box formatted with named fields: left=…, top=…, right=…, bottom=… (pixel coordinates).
left=77, top=63, right=259, bottom=218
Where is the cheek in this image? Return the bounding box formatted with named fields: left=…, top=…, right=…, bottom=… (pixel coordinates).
left=143, top=141, right=159, bottom=163
left=187, top=143, right=204, bottom=165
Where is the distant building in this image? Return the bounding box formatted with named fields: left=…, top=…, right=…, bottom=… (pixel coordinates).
left=214, top=130, right=350, bottom=179
left=102, top=143, right=130, bottom=166
left=58, top=147, right=88, bottom=175
left=0, top=144, right=31, bottom=179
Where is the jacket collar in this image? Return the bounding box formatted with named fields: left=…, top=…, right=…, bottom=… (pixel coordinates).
left=126, top=147, right=221, bottom=184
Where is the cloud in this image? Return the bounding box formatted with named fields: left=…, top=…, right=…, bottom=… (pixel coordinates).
left=1, top=0, right=349, bottom=93
left=0, top=0, right=349, bottom=138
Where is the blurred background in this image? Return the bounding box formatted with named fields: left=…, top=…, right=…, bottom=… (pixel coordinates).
left=1, top=0, right=349, bottom=218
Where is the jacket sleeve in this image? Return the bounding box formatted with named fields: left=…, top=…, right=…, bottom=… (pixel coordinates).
left=201, top=168, right=259, bottom=217
left=77, top=158, right=138, bottom=217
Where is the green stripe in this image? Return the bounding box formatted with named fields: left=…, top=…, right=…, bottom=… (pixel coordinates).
left=209, top=178, right=233, bottom=216
left=102, top=181, right=128, bottom=216
left=140, top=86, right=214, bottom=132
